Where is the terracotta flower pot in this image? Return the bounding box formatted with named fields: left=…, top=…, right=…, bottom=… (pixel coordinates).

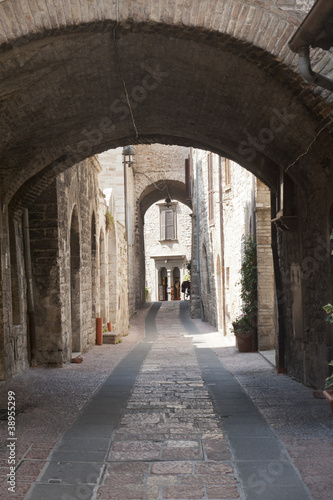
left=323, top=390, right=333, bottom=416
left=234, top=330, right=253, bottom=352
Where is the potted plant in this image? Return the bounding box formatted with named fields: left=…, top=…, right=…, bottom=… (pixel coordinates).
left=232, top=235, right=258, bottom=352
left=232, top=314, right=254, bottom=352
left=322, top=304, right=333, bottom=415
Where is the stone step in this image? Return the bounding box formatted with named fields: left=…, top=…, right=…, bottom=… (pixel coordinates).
left=103, top=332, right=122, bottom=344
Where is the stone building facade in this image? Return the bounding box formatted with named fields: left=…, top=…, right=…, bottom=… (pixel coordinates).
left=125, top=144, right=191, bottom=312
left=144, top=201, right=192, bottom=302
left=97, top=148, right=130, bottom=334
left=131, top=143, right=275, bottom=351
left=191, top=149, right=276, bottom=351
left=0, top=155, right=129, bottom=382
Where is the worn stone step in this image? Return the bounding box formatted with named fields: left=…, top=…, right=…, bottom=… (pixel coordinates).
left=103, top=332, right=122, bottom=344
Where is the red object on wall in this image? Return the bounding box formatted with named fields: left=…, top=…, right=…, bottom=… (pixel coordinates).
left=107, top=322, right=112, bottom=332
left=96, top=318, right=103, bottom=345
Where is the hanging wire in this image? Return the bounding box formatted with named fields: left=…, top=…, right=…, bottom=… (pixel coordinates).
left=113, top=0, right=141, bottom=142
left=135, top=171, right=172, bottom=200
left=285, top=126, right=326, bottom=173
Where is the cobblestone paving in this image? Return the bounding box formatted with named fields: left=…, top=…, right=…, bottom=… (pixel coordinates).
left=212, top=347, right=333, bottom=500
left=1, top=301, right=331, bottom=499
left=0, top=307, right=147, bottom=500
left=97, top=302, right=240, bottom=500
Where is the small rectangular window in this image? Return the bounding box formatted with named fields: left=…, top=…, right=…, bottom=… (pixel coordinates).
left=160, top=207, right=176, bottom=240
left=185, top=157, right=191, bottom=199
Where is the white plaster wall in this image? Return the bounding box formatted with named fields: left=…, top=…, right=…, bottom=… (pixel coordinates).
left=144, top=201, right=192, bottom=301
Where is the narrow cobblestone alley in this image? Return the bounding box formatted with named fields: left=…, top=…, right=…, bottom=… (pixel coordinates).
left=1, top=302, right=332, bottom=500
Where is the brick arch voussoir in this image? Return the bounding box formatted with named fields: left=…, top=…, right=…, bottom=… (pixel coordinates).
left=3, top=11, right=333, bottom=204
left=0, top=0, right=315, bottom=73
left=9, top=153, right=101, bottom=213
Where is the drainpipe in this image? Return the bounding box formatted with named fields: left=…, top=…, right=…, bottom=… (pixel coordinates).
left=270, top=194, right=286, bottom=373
left=23, top=209, right=36, bottom=365
left=196, top=156, right=205, bottom=321
left=219, top=159, right=227, bottom=335
left=297, top=46, right=333, bottom=91
left=289, top=0, right=333, bottom=91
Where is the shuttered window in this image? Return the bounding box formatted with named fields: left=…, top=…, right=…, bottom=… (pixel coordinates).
left=160, top=208, right=176, bottom=240
left=225, top=158, right=231, bottom=187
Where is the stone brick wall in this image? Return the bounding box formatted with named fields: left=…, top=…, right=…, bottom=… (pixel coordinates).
left=192, top=149, right=275, bottom=349
left=191, top=150, right=218, bottom=326
left=276, top=142, right=333, bottom=388
left=0, top=205, right=29, bottom=380
left=24, top=158, right=105, bottom=366
left=28, top=180, right=63, bottom=365
left=56, top=159, right=104, bottom=362
left=98, top=148, right=130, bottom=333
left=256, top=180, right=276, bottom=350
left=0, top=154, right=131, bottom=380
left=222, top=161, right=256, bottom=331
left=99, top=148, right=126, bottom=227
left=192, top=150, right=257, bottom=329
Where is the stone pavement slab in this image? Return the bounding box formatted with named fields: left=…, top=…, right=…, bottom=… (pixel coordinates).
left=179, top=302, right=313, bottom=500
left=1, top=301, right=331, bottom=499
left=185, top=306, right=333, bottom=500
left=23, top=303, right=161, bottom=499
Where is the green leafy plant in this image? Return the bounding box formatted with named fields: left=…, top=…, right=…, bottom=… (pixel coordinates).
left=105, top=211, right=114, bottom=232
left=232, top=313, right=252, bottom=332
left=322, top=304, right=333, bottom=389
left=323, top=303, right=333, bottom=322
left=232, top=235, right=258, bottom=333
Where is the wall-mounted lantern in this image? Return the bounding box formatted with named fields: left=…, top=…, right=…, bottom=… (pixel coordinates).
left=122, top=145, right=136, bottom=167
left=165, top=197, right=172, bottom=208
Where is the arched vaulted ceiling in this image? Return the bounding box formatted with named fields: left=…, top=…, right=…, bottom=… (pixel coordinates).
left=1, top=1, right=333, bottom=205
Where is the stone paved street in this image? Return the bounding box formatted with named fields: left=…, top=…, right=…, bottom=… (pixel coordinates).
left=98, top=302, right=239, bottom=500
left=0, top=301, right=332, bottom=499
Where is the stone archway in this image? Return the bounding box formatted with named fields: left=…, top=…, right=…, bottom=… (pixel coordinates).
left=1, top=2, right=333, bottom=386
left=2, top=5, right=333, bottom=206
left=70, top=206, right=81, bottom=353
left=137, top=176, right=192, bottom=309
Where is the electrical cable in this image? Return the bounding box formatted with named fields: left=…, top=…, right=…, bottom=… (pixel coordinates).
left=113, top=0, right=141, bottom=142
